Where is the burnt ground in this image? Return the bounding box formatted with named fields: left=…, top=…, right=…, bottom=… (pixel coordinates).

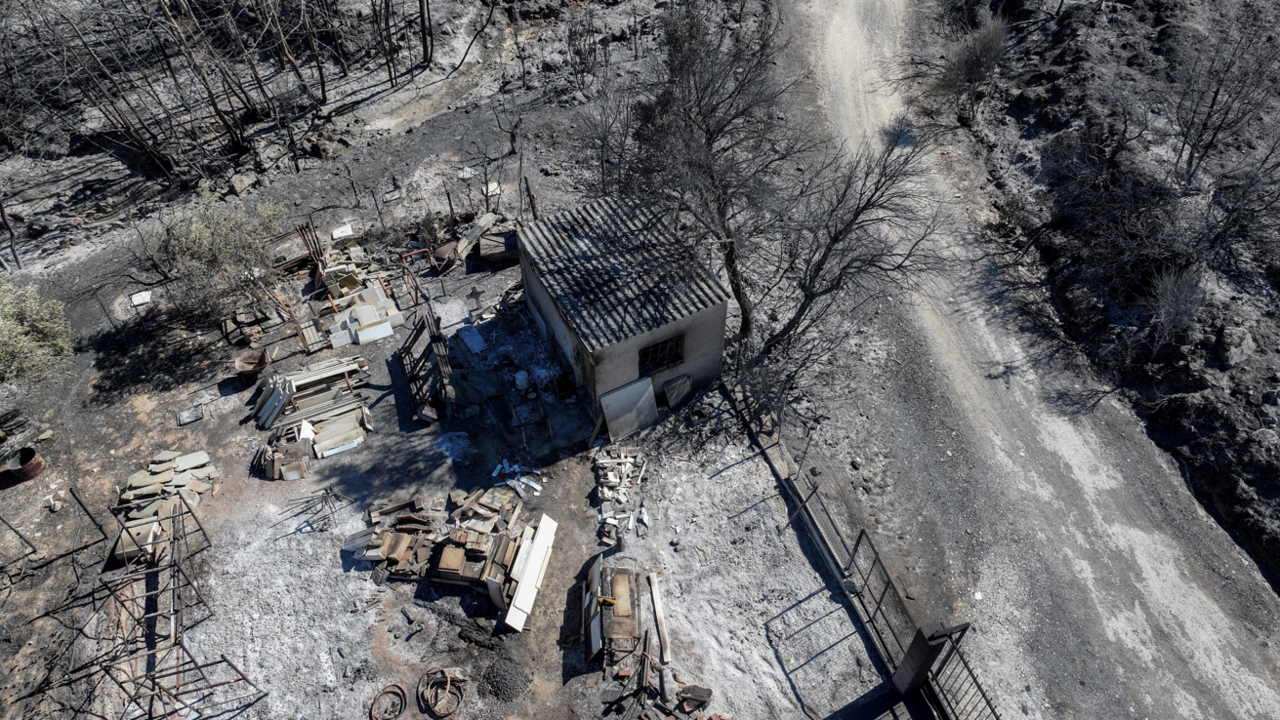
left=1, top=237, right=887, bottom=719
left=798, top=0, right=1280, bottom=717
left=906, top=0, right=1280, bottom=587
left=4, top=0, right=1280, bottom=718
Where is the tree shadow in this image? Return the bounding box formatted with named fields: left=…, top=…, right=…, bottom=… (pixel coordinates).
left=80, top=318, right=232, bottom=407
left=559, top=555, right=594, bottom=685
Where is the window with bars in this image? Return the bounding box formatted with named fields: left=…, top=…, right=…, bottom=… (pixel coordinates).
left=638, top=335, right=684, bottom=375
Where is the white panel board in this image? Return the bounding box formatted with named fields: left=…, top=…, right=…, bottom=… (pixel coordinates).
left=504, top=514, right=558, bottom=632
left=356, top=318, right=394, bottom=343
left=599, top=377, right=659, bottom=440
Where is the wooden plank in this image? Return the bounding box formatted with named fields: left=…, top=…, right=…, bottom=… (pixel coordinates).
left=504, top=514, right=557, bottom=632
left=612, top=572, right=633, bottom=617
left=648, top=573, right=672, bottom=664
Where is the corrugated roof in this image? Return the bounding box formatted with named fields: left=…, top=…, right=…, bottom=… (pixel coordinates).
left=517, top=196, right=728, bottom=351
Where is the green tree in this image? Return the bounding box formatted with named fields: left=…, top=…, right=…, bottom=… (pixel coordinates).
left=0, top=283, right=72, bottom=381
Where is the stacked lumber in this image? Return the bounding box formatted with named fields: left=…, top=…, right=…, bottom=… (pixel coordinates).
left=251, top=356, right=370, bottom=430
left=344, top=491, right=558, bottom=631
left=250, top=357, right=372, bottom=461
left=592, top=447, right=647, bottom=547
left=112, top=450, right=219, bottom=561
left=326, top=283, right=403, bottom=348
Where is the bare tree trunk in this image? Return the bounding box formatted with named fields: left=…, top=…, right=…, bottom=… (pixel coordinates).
left=157, top=1, right=246, bottom=150
left=225, top=8, right=278, bottom=114
left=455, top=0, right=496, bottom=73
left=264, top=0, right=321, bottom=104
left=0, top=193, right=20, bottom=270
left=722, top=238, right=751, bottom=343
left=384, top=0, right=398, bottom=83
left=418, top=0, right=434, bottom=68
left=301, top=0, right=328, bottom=103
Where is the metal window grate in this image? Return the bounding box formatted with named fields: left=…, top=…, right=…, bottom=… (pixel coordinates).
left=639, top=335, right=684, bottom=375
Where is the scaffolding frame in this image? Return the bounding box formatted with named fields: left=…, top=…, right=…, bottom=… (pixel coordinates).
left=101, top=643, right=265, bottom=720
left=96, top=492, right=265, bottom=719
left=109, top=494, right=211, bottom=571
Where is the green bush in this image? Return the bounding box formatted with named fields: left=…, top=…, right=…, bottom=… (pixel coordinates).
left=136, top=191, right=286, bottom=325
left=0, top=283, right=72, bottom=382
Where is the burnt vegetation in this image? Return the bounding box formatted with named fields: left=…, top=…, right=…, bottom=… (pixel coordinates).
left=924, top=0, right=1280, bottom=578
left=587, top=0, right=945, bottom=417
left=0, top=0, right=441, bottom=185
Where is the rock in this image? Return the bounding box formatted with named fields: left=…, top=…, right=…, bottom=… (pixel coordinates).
left=1220, top=326, right=1256, bottom=369
left=1251, top=428, right=1279, bottom=447
left=35, top=429, right=53, bottom=442
left=230, top=172, right=258, bottom=196
left=541, top=53, right=564, bottom=72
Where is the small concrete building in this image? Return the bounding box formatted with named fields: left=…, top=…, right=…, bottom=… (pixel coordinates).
left=517, top=197, right=728, bottom=432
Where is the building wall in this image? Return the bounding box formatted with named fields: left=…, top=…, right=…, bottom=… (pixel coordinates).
left=591, top=301, right=728, bottom=406
left=520, top=250, right=584, bottom=385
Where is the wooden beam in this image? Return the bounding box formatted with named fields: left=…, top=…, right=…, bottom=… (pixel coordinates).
left=648, top=573, right=671, bottom=664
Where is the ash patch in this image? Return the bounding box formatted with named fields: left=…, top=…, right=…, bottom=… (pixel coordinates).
left=477, top=656, right=529, bottom=702
left=458, top=622, right=502, bottom=650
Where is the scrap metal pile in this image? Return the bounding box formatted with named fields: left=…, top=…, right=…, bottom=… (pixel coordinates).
left=581, top=555, right=720, bottom=719
left=593, top=447, right=649, bottom=547
left=250, top=356, right=372, bottom=471
left=343, top=489, right=557, bottom=631
left=111, top=450, right=218, bottom=562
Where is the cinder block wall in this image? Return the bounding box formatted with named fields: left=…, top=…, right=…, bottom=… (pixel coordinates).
left=520, top=252, right=584, bottom=385
left=591, top=301, right=728, bottom=406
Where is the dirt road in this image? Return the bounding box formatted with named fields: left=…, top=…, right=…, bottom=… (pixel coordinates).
left=799, top=0, right=1280, bottom=717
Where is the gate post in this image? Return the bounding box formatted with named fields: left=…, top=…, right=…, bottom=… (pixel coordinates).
left=892, top=627, right=948, bottom=694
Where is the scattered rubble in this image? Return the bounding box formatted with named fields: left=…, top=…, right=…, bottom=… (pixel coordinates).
left=317, top=243, right=396, bottom=299
left=326, top=283, right=403, bottom=347
left=343, top=488, right=558, bottom=632
left=593, top=446, right=648, bottom=547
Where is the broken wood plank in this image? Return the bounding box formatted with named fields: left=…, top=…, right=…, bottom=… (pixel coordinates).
left=648, top=573, right=671, bottom=664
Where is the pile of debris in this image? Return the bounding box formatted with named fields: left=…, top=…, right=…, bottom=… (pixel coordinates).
left=326, top=283, right=403, bottom=348
left=112, top=450, right=219, bottom=561
left=221, top=301, right=291, bottom=348
left=427, top=212, right=497, bottom=273
left=250, top=356, right=372, bottom=464
left=583, top=555, right=719, bottom=720
left=343, top=490, right=558, bottom=631
left=317, top=244, right=394, bottom=298
left=593, top=447, right=649, bottom=547
left=490, top=458, right=544, bottom=498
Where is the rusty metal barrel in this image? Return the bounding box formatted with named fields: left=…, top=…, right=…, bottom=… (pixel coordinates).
left=5, top=447, right=44, bottom=481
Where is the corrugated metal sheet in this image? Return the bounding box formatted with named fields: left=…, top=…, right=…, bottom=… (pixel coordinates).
left=517, top=197, right=728, bottom=351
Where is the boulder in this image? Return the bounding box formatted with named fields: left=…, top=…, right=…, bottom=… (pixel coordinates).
left=1219, top=326, right=1256, bottom=369
left=230, top=172, right=258, bottom=196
